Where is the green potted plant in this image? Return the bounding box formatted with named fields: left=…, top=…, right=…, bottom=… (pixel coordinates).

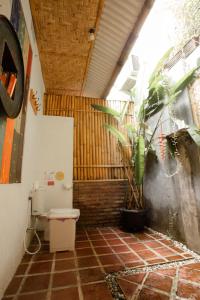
left=92, top=49, right=200, bottom=232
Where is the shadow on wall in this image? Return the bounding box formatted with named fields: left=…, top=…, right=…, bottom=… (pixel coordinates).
left=143, top=44, right=200, bottom=253
left=145, top=135, right=200, bottom=253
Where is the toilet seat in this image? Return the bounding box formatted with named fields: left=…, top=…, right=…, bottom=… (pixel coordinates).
left=48, top=208, right=80, bottom=220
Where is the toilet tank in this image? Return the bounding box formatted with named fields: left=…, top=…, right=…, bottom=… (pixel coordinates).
left=32, top=190, right=45, bottom=215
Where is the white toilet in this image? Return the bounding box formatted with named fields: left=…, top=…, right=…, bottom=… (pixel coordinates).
left=31, top=190, right=80, bottom=252
left=48, top=208, right=80, bottom=252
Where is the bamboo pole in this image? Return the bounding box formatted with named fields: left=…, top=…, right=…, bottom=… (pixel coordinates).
left=83, top=99, right=87, bottom=179
left=43, top=94, right=135, bottom=181
left=86, top=98, right=91, bottom=179
left=91, top=99, right=96, bottom=179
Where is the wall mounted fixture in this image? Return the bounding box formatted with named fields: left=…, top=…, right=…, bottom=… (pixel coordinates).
left=0, top=15, right=24, bottom=118
left=29, top=89, right=40, bottom=114
left=88, top=28, right=95, bottom=41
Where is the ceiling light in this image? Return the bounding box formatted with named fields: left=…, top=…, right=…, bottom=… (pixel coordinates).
left=88, top=28, right=95, bottom=41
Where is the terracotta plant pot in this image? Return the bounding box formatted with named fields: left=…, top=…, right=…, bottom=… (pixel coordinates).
left=120, top=208, right=147, bottom=232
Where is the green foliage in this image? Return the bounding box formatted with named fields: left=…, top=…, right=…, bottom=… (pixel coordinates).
left=187, top=125, right=200, bottom=146
left=120, top=101, right=129, bottom=123
left=134, top=136, right=145, bottom=185
left=170, top=67, right=198, bottom=95
left=91, top=104, right=120, bottom=120
left=149, top=48, right=173, bottom=85
left=169, top=0, right=200, bottom=52
left=124, top=123, right=136, bottom=141
left=104, top=124, right=128, bottom=145
left=142, top=49, right=173, bottom=122
left=91, top=47, right=200, bottom=209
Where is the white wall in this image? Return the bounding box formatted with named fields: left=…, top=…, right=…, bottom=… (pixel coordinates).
left=34, top=116, right=73, bottom=215
left=0, top=1, right=45, bottom=298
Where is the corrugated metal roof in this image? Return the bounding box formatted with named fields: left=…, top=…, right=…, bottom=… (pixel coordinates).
left=83, top=0, right=147, bottom=98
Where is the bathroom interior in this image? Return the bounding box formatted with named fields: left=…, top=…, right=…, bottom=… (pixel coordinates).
left=1, top=0, right=200, bottom=299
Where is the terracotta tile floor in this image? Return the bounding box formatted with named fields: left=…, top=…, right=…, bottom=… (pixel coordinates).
left=2, top=227, right=199, bottom=299
left=112, top=261, right=200, bottom=299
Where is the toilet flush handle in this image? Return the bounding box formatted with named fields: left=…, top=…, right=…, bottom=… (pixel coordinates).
left=62, top=183, right=73, bottom=190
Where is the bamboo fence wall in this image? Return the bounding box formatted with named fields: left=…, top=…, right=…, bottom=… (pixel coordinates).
left=43, top=94, right=134, bottom=180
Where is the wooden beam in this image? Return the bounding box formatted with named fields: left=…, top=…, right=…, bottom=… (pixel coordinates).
left=101, top=0, right=155, bottom=99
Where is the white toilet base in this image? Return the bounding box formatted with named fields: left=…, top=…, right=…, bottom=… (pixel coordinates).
left=49, top=219, right=76, bottom=252
left=38, top=209, right=79, bottom=252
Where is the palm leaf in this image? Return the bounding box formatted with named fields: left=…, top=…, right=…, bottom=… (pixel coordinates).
left=104, top=124, right=128, bottom=145
left=91, top=104, right=120, bottom=121
left=187, top=125, right=200, bottom=146
left=134, top=136, right=145, bottom=185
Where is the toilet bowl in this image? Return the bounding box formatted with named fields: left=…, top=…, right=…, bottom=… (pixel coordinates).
left=40, top=208, right=80, bottom=243
left=48, top=208, right=80, bottom=252
left=31, top=190, right=80, bottom=251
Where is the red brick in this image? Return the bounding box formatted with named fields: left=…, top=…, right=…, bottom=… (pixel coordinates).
left=74, top=181, right=127, bottom=226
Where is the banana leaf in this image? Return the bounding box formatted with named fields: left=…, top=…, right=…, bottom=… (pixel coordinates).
left=104, top=124, right=128, bottom=145
left=170, top=67, right=198, bottom=95
left=145, top=90, right=182, bottom=122
left=166, top=91, right=182, bottom=105
left=120, top=101, right=130, bottom=123
left=144, top=100, right=165, bottom=121
left=138, top=99, right=146, bottom=123
left=124, top=123, right=136, bottom=132
left=148, top=74, right=166, bottom=101
left=91, top=104, right=120, bottom=121
left=130, top=86, right=136, bottom=99
left=149, top=48, right=173, bottom=86
left=134, top=136, right=145, bottom=185
left=124, top=123, right=136, bottom=140
left=144, top=75, right=168, bottom=121
left=187, top=125, right=200, bottom=146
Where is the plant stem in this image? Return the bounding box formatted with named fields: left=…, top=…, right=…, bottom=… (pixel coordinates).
left=146, top=108, right=166, bottom=156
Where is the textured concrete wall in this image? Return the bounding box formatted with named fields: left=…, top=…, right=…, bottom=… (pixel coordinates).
left=145, top=135, right=200, bottom=253
left=144, top=48, right=200, bottom=253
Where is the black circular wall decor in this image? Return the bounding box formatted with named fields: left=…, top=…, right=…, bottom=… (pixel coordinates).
left=0, top=15, right=24, bottom=118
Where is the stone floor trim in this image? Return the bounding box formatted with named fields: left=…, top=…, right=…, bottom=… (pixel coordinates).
left=105, top=228, right=200, bottom=300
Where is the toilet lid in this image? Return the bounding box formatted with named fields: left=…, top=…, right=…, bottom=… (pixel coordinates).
left=48, top=208, right=80, bottom=219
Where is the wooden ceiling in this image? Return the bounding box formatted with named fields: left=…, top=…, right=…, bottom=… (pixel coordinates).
left=30, top=0, right=104, bottom=96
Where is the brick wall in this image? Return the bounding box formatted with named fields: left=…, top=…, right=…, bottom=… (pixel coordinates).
left=73, top=180, right=128, bottom=227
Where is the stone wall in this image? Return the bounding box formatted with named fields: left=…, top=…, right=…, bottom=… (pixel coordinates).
left=144, top=47, right=200, bottom=253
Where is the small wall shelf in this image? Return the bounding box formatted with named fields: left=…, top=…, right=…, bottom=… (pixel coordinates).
left=29, top=89, right=40, bottom=115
